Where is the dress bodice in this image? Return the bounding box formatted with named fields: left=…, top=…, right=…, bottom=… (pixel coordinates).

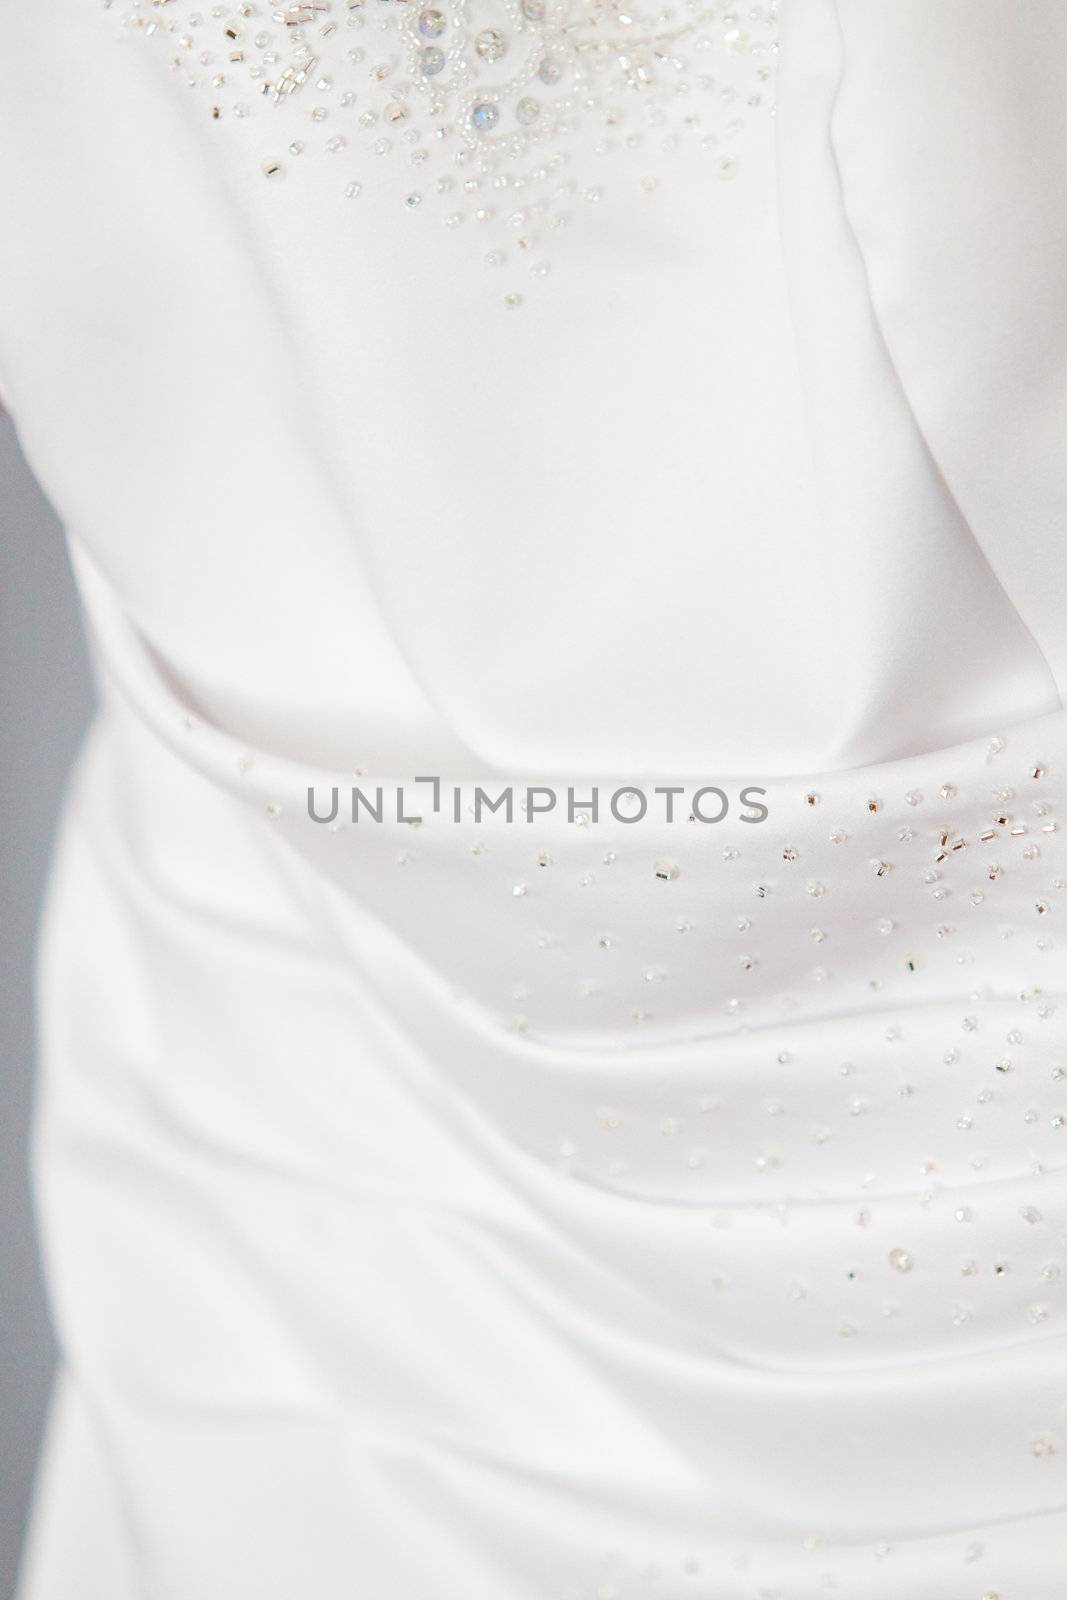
left=1, top=0, right=1063, bottom=780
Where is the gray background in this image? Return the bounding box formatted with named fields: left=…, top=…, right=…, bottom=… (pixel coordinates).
left=1, top=414, right=92, bottom=1598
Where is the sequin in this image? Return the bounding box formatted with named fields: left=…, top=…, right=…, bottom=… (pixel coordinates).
left=471, top=101, right=500, bottom=131
left=418, top=8, right=446, bottom=37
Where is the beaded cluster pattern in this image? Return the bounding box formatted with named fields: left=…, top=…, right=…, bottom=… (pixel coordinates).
left=116, top=0, right=778, bottom=304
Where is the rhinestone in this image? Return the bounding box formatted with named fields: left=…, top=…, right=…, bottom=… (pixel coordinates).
left=419, top=45, right=445, bottom=75
left=538, top=56, right=561, bottom=84
left=474, top=27, right=507, bottom=61
left=516, top=96, right=541, bottom=125
left=521, top=0, right=546, bottom=18
left=888, top=1248, right=914, bottom=1274
left=417, top=7, right=445, bottom=36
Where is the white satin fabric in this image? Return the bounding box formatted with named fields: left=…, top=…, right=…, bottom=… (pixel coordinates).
left=3, top=1, right=1067, bottom=1595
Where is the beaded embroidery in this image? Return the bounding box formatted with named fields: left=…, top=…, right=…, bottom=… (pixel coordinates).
left=117, top=0, right=778, bottom=303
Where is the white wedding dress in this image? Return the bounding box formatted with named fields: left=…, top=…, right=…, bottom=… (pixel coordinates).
left=3, top=1, right=1067, bottom=1594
